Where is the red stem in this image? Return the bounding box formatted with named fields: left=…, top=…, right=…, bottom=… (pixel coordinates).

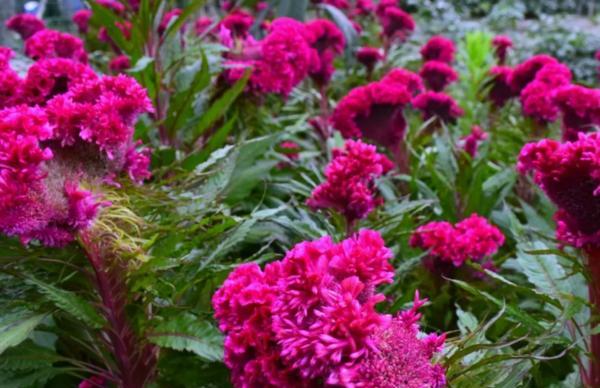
left=585, top=247, right=600, bottom=388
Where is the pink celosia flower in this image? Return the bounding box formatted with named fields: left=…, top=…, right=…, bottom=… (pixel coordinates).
left=109, top=55, right=131, bottom=73
left=25, top=29, right=88, bottom=63
left=22, top=58, right=97, bottom=106
left=221, top=10, right=254, bottom=38
left=492, top=35, right=512, bottom=64
left=509, top=54, right=558, bottom=94
left=353, top=0, right=375, bottom=15
left=381, top=68, right=424, bottom=95
left=375, top=0, right=399, bottom=17
left=97, top=0, right=126, bottom=14
left=553, top=85, right=600, bottom=141
left=421, top=36, right=455, bottom=63
left=79, top=375, right=105, bottom=388
left=356, top=47, right=383, bottom=75
left=518, top=133, right=600, bottom=248
left=124, top=141, right=152, bottom=184
left=488, top=66, right=514, bottom=107
left=73, top=10, right=92, bottom=34
left=378, top=6, right=415, bottom=42
left=0, top=47, right=12, bottom=69
left=279, top=141, right=300, bottom=161
left=195, top=16, right=214, bottom=36
left=5, top=14, right=45, bottom=40
left=98, top=21, right=132, bottom=44
left=460, top=125, right=488, bottom=158
left=305, top=19, right=345, bottom=86
left=0, top=54, right=23, bottom=109
left=410, top=214, right=505, bottom=268
left=412, top=91, right=464, bottom=124
left=331, top=81, right=412, bottom=148
left=307, top=140, right=393, bottom=223
left=224, top=18, right=313, bottom=96
left=519, top=63, right=571, bottom=124
left=158, top=9, right=182, bottom=35
left=419, top=60, right=459, bottom=91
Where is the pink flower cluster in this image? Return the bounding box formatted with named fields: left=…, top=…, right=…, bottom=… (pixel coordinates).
left=492, top=35, right=512, bottom=64
left=420, top=36, right=456, bottom=63
left=410, top=214, right=505, bottom=268
left=0, top=48, right=23, bottom=109
left=377, top=4, right=415, bottom=42
left=213, top=230, right=446, bottom=387
left=553, top=85, right=600, bottom=141
left=305, top=19, right=346, bottom=86
left=519, top=63, right=572, bottom=123
left=307, top=140, right=393, bottom=223
left=488, top=66, right=514, bottom=108
left=419, top=60, right=458, bottom=92
left=460, top=125, right=488, bottom=158
left=412, top=91, right=464, bottom=124
left=356, top=47, right=383, bottom=76
left=25, top=29, right=88, bottom=63
left=6, top=14, right=45, bottom=40
left=518, top=133, right=600, bottom=248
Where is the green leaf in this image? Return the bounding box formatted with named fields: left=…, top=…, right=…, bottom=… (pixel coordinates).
left=88, top=1, right=134, bottom=56
left=0, top=313, right=45, bottom=355
left=127, top=56, right=155, bottom=74
left=26, top=277, right=105, bottom=329
left=149, top=314, right=223, bottom=362
left=182, top=113, right=237, bottom=171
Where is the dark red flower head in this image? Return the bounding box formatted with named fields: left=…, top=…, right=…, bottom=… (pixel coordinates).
left=460, top=125, right=488, bottom=158
left=519, top=63, right=572, bottom=124
left=158, top=8, right=182, bottom=35
left=381, top=68, right=424, bottom=95
left=554, top=85, right=600, bottom=141
left=331, top=81, right=412, bottom=148
left=109, top=55, right=131, bottom=73
left=492, top=35, right=513, bottom=64
left=509, top=54, right=558, bottom=93
left=356, top=47, right=384, bottom=74
left=375, top=0, right=399, bottom=17
left=25, top=29, right=88, bottom=63
left=419, top=60, right=459, bottom=91
left=412, top=91, right=463, bottom=124
left=488, top=66, right=515, bottom=107
left=72, top=10, right=92, bottom=34
left=305, top=19, right=346, bottom=86
left=420, top=36, right=455, bottom=63
left=6, top=14, right=45, bottom=40
left=220, top=10, right=254, bottom=38
left=378, top=6, right=415, bottom=41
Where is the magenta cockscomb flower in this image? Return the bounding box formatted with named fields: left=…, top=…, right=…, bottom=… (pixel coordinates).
left=223, top=18, right=313, bottom=96
left=331, top=81, right=411, bottom=148
left=518, top=133, right=600, bottom=248
left=378, top=6, right=415, bottom=42
left=460, top=125, right=488, bottom=158
left=381, top=67, right=424, bottom=95
left=72, top=10, right=92, bottom=34
left=22, top=58, right=97, bottom=105
left=413, top=91, right=463, bottom=124
left=509, top=54, right=558, bottom=94
left=519, top=63, right=572, bottom=124
left=419, top=60, right=459, bottom=92
left=307, top=140, right=393, bottom=223
left=6, top=14, right=45, bottom=40
left=25, top=29, right=88, bottom=63
left=0, top=50, right=23, bottom=109
left=553, top=85, right=600, bottom=141
left=305, top=19, right=345, bottom=86
left=488, top=66, right=514, bottom=107
left=109, top=55, right=131, bottom=73
left=158, top=8, right=182, bottom=35
left=492, top=35, right=513, bottom=64
left=79, top=375, right=105, bottom=388
left=421, top=36, right=456, bottom=63
left=195, top=16, right=214, bottom=36
left=96, top=0, right=126, bottom=14
left=375, top=0, right=399, bottom=17
left=353, top=0, right=375, bottom=15
left=221, top=10, right=254, bottom=38
left=356, top=47, right=383, bottom=75
left=410, top=214, right=505, bottom=268
left=0, top=47, right=12, bottom=69
left=214, top=231, right=445, bottom=387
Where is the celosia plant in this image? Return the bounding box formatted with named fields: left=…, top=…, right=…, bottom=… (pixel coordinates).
left=420, top=36, right=456, bottom=63
left=419, top=60, right=459, bottom=92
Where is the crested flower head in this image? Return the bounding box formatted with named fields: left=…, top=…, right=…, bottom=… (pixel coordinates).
left=25, top=29, right=88, bottom=63
left=6, top=14, right=45, bottom=40
left=460, top=125, right=488, bottom=158
left=307, top=140, right=393, bottom=223
left=96, top=0, right=126, bottom=14
left=0, top=52, right=23, bottom=109
left=419, top=60, right=459, bottom=91
left=509, top=54, right=558, bottom=94
left=492, top=35, right=513, bottom=64
left=420, top=36, right=455, bottom=63
left=412, top=91, right=463, bottom=124
left=378, top=6, right=415, bottom=41
left=331, top=81, right=411, bottom=148
left=195, top=16, right=214, bottom=36
left=305, top=19, right=346, bottom=86
left=158, top=8, right=182, bottom=35
left=410, top=214, right=505, bottom=268
left=220, top=10, right=254, bottom=38
left=488, top=66, right=515, bottom=107
left=356, top=47, right=383, bottom=74
left=108, top=55, right=131, bottom=73
left=382, top=68, right=424, bottom=95
left=553, top=85, right=600, bottom=141
left=72, top=10, right=92, bottom=34
left=354, top=0, right=375, bottom=15
left=519, top=63, right=572, bottom=124
left=518, top=133, right=600, bottom=248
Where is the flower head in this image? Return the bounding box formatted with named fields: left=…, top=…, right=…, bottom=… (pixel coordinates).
left=519, top=63, right=571, bottom=124
left=109, top=55, right=131, bottom=73
left=96, top=0, right=126, bottom=14
left=421, top=36, right=455, bottom=63
left=378, top=6, right=415, bottom=41
left=509, top=54, right=558, bottom=94
left=158, top=9, right=182, bottom=35
left=6, top=14, right=45, bottom=40
left=412, top=91, right=463, bottom=124
left=221, top=10, right=254, bottom=38
left=492, top=35, right=512, bottom=64
left=72, top=10, right=92, bottom=34
left=553, top=85, right=600, bottom=141
left=356, top=47, right=383, bottom=74
left=0, top=54, right=23, bottom=109
left=307, top=140, right=393, bottom=223
left=331, top=81, right=411, bottom=148
left=25, top=29, right=88, bottom=63
left=419, top=60, right=459, bottom=91
left=488, top=66, right=514, bottom=107
left=305, top=19, right=346, bottom=86
left=195, top=17, right=214, bottom=36
left=381, top=68, right=424, bottom=95
left=460, top=125, right=488, bottom=158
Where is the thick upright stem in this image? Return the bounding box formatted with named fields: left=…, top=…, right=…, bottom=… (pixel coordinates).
left=585, top=248, right=600, bottom=388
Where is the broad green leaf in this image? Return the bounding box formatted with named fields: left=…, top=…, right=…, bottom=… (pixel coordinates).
left=182, top=113, right=237, bottom=171
left=0, top=313, right=45, bottom=355
left=515, top=241, right=570, bottom=301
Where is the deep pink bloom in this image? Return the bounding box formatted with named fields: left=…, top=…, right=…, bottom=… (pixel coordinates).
left=412, top=91, right=463, bottom=123
left=492, top=35, right=513, bottom=64
left=375, top=0, right=399, bottom=17
left=354, top=0, right=375, bottom=15
left=518, top=133, right=600, bottom=248
left=5, top=14, right=45, bottom=40
left=460, top=125, right=488, bottom=158
left=97, top=0, right=125, bottom=14
left=378, top=6, right=415, bottom=41
left=73, top=10, right=92, bottom=34
left=519, top=63, right=572, bottom=124
left=158, top=9, right=182, bottom=35
left=221, top=10, right=254, bottom=38
left=22, top=58, right=97, bottom=106
left=410, top=214, right=505, bottom=267
left=109, top=55, right=131, bottom=73
left=305, top=19, right=345, bottom=86
left=25, top=29, right=88, bottom=63
left=0, top=61, right=23, bottom=109
left=0, top=47, right=13, bottom=69
left=331, top=81, right=412, bottom=148
left=381, top=68, right=424, bottom=95
left=279, top=141, right=300, bottom=161
left=307, top=140, right=393, bottom=223
left=79, top=376, right=105, bottom=388
left=509, top=54, right=558, bottom=94
left=419, top=60, right=459, bottom=91
left=553, top=85, right=600, bottom=141
left=356, top=47, right=383, bottom=74
left=195, top=17, right=214, bottom=36
left=488, top=66, right=515, bottom=107
left=420, top=36, right=455, bottom=63
left=123, top=142, right=152, bottom=184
